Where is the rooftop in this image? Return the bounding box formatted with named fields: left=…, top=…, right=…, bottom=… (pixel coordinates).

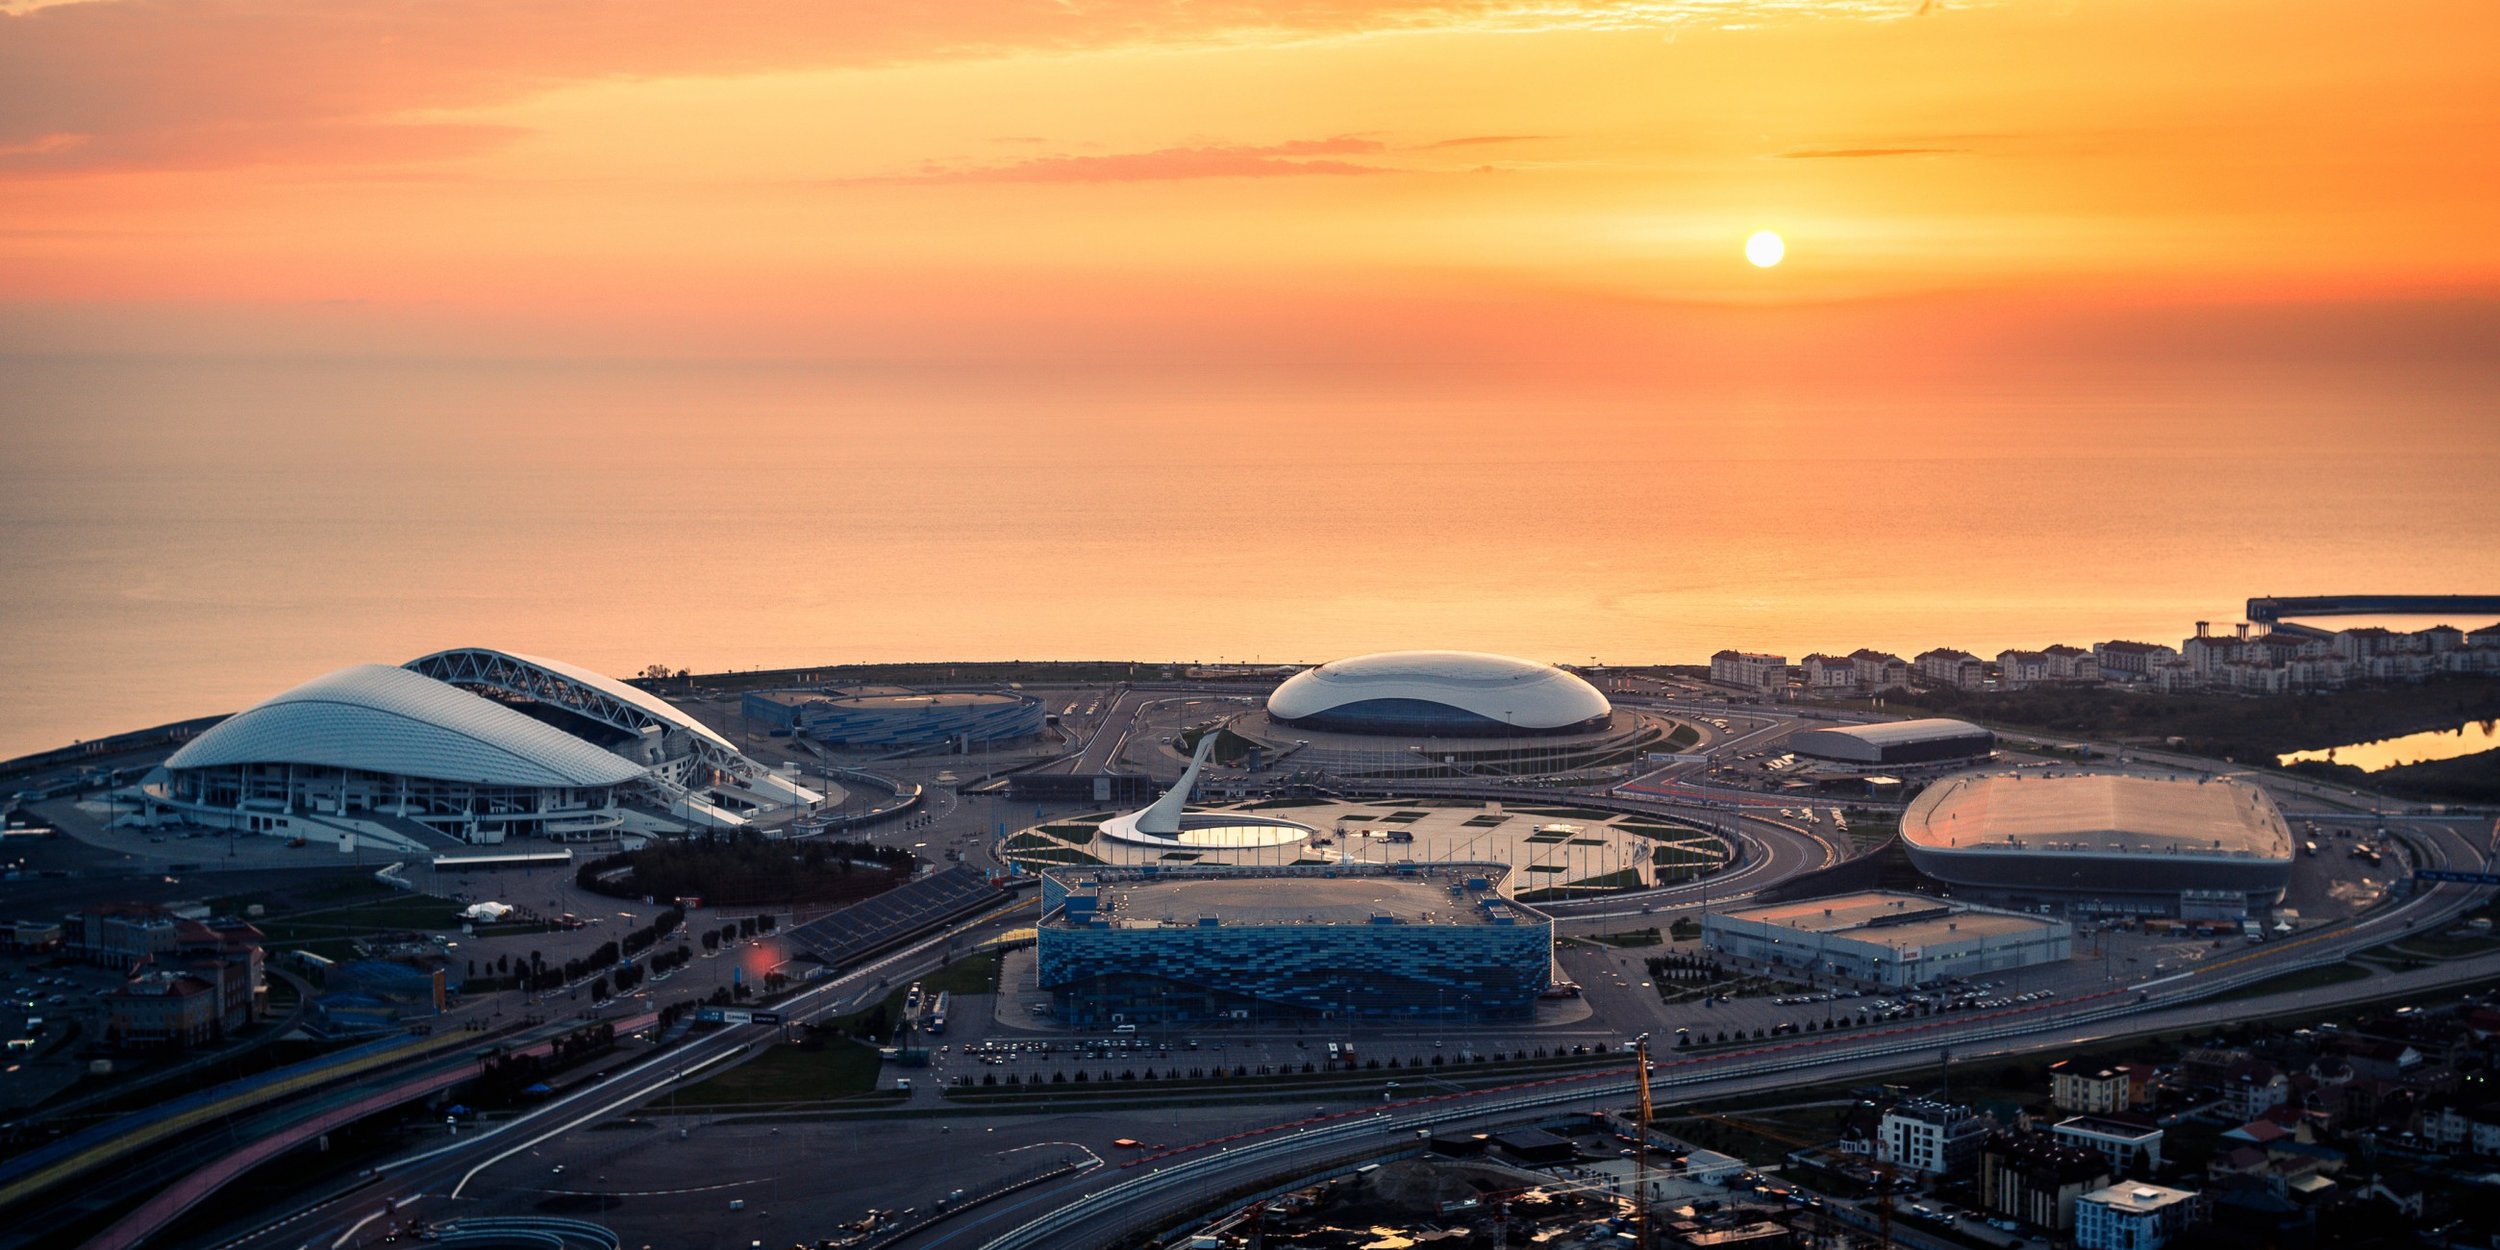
left=1904, top=770, right=2292, bottom=860
left=2081, top=1183, right=2197, bottom=1214
left=1054, top=868, right=1524, bottom=929
left=823, top=691, right=1030, bottom=709
left=1801, top=718, right=1990, bottom=748
left=1717, top=890, right=2058, bottom=950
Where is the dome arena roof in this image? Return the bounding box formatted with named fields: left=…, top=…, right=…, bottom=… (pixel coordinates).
left=1267, top=650, right=1611, bottom=735
left=166, top=664, right=649, bottom=788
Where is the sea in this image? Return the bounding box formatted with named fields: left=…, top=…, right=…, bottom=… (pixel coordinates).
left=2, top=354, right=2495, bottom=761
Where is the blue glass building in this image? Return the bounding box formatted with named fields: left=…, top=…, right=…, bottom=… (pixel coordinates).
left=1036, top=863, right=1553, bottom=1024
left=740, top=689, right=1044, bottom=746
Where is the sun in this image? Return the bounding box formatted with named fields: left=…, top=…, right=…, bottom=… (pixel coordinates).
left=1745, top=230, right=1785, bottom=268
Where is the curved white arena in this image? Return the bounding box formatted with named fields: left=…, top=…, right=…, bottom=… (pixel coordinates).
left=167, top=664, right=646, bottom=788
left=1268, top=650, right=1611, bottom=737
left=149, top=651, right=819, bottom=847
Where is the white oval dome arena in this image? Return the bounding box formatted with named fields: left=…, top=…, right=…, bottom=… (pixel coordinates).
left=1267, top=650, right=1612, bottom=737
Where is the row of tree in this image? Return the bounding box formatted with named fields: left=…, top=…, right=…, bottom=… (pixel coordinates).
left=575, top=831, right=914, bottom=905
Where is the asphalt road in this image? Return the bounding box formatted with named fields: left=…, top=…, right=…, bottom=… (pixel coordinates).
left=202, top=919, right=999, bottom=1250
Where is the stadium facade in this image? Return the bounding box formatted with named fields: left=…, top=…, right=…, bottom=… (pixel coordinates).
left=1790, top=718, right=1995, bottom=766
left=1267, top=650, right=1611, bottom=737
left=143, top=649, right=816, bottom=851
left=741, top=688, right=1044, bottom=747
left=1900, top=769, right=2295, bottom=916
left=1036, top=863, right=1553, bottom=1024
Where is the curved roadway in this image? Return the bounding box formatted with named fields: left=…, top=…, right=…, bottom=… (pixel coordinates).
left=179, top=690, right=2492, bottom=1250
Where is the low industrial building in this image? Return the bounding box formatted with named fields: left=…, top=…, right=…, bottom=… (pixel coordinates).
left=1036, top=863, right=1553, bottom=1024
left=5, top=920, right=62, bottom=954
left=1702, top=891, right=2071, bottom=989
left=745, top=687, right=1045, bottom=747
left=1900, top=769, right=2295, bottom=917
left=1788, top=718, right=1994, bottom=766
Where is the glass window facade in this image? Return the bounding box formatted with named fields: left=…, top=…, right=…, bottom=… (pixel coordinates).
left=1037, top=865, right=1553, bottom=1024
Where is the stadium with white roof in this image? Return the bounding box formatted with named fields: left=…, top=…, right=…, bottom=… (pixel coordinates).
left=138, top=648, right=816, bottom=851
left=1266, top=650, right=1611, bottom=737
left=1901, top=768, right=2295, bottom=916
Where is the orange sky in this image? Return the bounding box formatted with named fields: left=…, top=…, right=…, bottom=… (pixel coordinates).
left=3, top=0, right=2497, bottom=373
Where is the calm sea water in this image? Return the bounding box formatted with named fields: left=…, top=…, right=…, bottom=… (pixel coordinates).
left=2, top=355, right=2495, bottom=760
left=2279, top=721, right=2500, bottom=772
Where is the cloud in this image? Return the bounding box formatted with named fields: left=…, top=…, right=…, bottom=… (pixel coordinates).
left=0, top=1, right=1936, bottom=176
left=1776, top=146, right=1965, bottom=158
left=1418, top=134, right=1550, bottom=149
left=866, top=137, right=1390, bottom=184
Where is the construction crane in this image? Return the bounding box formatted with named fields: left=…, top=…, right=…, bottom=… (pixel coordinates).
left=1632, top=1031, right=1655, bottom=1249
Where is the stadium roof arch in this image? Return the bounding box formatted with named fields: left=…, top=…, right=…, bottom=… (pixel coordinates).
left=165, top=664, right=648, bottom=788
left=1267, top=650, right=1610, bottom=736
left=405, top=647, right=747, bottom=773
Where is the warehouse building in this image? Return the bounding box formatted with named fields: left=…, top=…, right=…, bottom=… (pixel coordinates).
left=1788, top=718, right=1994, bottom=766
left=770, top=689, right=1045, bottom=747
left=1702, top=890, right=2071, bottom=989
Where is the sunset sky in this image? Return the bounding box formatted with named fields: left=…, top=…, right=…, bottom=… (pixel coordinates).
left=4, top=0, right=2497, bottom=376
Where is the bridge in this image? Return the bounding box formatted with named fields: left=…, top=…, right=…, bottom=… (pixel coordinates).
left=2247, top=594, right=2500, bottom=634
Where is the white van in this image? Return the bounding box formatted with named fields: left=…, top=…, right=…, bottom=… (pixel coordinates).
left=1113, top=1023, right=1137, bottom=1035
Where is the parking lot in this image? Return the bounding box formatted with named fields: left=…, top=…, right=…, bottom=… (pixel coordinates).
left=2, top=951, right=141, bottom=1111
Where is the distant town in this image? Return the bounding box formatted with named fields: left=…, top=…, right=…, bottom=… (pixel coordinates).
left=1711, top=617, right=2500, bottom=700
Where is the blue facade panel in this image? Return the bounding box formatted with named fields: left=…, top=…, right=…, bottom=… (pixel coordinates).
left=1036, top=866, right=1553, bottom=1024
left=800, top=694, right=1045, bottom=747
left=1275, top=697, right=1608, bottom=738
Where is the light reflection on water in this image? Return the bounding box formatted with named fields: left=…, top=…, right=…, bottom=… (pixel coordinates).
left=2278, top=721, right=2500, bottom=772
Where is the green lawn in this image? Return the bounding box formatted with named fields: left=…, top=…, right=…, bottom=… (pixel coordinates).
left=677, top=1040, right=885, bottom=1105
left=826, top=950, right=1003, bottom=1038
left=1653, top=845, right=1722, bottom=866
left=256, top=894, right=464, bottom=943
left=921, top=950, right=1002, bottom=997
left=2211, top=961, right=2373, bottom=1002
left=2378, top=932, right=2500, bottom=960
